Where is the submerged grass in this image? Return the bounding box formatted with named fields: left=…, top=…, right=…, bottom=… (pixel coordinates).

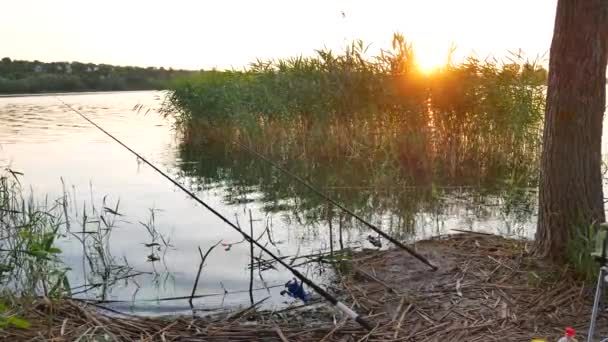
left=0, top=169, right=171, bottom=330
left=0, top=170, right=69, bottom=329
left=0, top=171, right=69, bottom=300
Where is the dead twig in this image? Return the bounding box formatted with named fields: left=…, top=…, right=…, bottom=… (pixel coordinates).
left=189, top=240, right=222, bottom=309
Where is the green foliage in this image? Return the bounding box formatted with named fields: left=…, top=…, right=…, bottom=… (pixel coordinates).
left=428, top=54, right=546, bottom=180
left=2, top=315, right=30, bottom=329
left=0, top=58, right=195, bottom=94
left=567, top=222, right=602, bottom=282
left=0, top=171, right=74, bottom=331
left=165, top=35, right=426, bottom=124
left=164, top=34, right=546, bottom=184
left=0, top=302, right=30, bottom=329
left=0, top=172, right=71, bottom=298
left=0, top=167, right=169, bottom=301
left=0, top=170, right=170, bottom=331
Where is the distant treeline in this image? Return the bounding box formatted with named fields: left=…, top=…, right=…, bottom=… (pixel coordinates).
left=0, top=57, right=195, bottom=94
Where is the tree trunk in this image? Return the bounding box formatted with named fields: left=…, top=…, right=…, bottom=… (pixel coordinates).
left=535, top=0, right=608, bottom=261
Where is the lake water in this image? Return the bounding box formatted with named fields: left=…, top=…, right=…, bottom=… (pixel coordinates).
left=0, top=91, right=540, bottom=315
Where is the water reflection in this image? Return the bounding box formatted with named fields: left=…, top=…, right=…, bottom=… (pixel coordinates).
left=0, top=92, right=337, bottom=315
left=0, top=91, right=538, bottom=316
left=176, top=140, right=538, bottom=241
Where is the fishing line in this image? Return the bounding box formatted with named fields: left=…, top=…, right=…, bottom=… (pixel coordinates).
left=234, top=141, right=438, bottom=271
left=55, top=97, right=374, bottom=331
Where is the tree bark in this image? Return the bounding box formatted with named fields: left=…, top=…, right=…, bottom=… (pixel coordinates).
left=535, top=0, right=608, bottom=260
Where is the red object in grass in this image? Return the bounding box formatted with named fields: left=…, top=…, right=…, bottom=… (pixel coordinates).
left=565, top=327, right=575, bottom=337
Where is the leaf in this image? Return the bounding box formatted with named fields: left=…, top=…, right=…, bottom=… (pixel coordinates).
left=43, top=233, right=56, bottom=250
left=103, top=206, right=123, bottom=216
left=62, top=275, right=72, bottom=297
left=6, top=169, right=23, bottom=186
left=99, top=215, right=110, bottom=229
left=6, top=316, right=31, bottom=329
left=19, top=230, right=32, bottom=240
left=29, top=249, right=49, bottom=259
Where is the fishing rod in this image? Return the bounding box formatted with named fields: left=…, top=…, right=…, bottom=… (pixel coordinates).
left=56, top=97, right=374, bottom=331
left=235, top=141, right=438, bottom=271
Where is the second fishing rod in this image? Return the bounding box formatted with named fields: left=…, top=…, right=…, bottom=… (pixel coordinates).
left=234, top=140, right=438, bottom=271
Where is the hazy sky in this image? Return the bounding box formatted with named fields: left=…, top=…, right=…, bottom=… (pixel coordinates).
left=1, top=0, right=557, bottom=70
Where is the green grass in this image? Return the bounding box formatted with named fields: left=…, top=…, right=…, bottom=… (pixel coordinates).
left=0, top=171, right=70, bottom=299
left=566, top=222, right=604, bottom=282
left=163, top=33, right=546, bottom=185
left=0, top=170, right=168, bottom=329
left=0, top=170, right=70, bottom=329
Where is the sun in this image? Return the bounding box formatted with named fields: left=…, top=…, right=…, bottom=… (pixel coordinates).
left=415, top=49, right=449, bottom=74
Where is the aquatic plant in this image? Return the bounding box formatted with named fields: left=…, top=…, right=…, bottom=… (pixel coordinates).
left=0, top=169, right=171, bottom=313
left=164, top=34, right=546, bottom=186
left=0, top=170, right=70, bottom=299
left=0, top=170, right=69, bottom=329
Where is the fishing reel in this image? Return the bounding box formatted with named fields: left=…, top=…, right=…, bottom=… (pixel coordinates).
left=280, top=278, right=311, bottom=303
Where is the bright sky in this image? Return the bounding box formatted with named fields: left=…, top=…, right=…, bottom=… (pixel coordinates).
left=1, top=0, right=557, bottom=71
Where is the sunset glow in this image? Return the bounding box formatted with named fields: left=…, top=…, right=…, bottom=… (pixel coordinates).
left=415, top=50, right=450, bottom=74
left=1, top=0, right=556, bottom=70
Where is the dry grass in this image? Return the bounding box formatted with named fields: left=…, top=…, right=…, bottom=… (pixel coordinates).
left=2, top=234, right=604, bottom=341
left=339, top=233, right=605, bottom=341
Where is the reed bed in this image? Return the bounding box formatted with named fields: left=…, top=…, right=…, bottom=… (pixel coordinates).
left=164, top=34, right=547, bottom=185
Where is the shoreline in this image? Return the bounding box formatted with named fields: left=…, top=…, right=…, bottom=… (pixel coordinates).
left=2, top=233, right=603, bottom=341
left=0, top=89, right=167, bottom=98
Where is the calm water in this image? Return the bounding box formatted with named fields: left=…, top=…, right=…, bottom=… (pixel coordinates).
left=0, top=91, right=539, bottom=315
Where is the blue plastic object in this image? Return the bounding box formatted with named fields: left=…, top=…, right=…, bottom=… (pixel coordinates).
left=280, top=278, right=310, bottom=303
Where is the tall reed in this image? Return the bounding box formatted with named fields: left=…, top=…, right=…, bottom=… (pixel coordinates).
left=164, top=33, right=546, bottom=185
